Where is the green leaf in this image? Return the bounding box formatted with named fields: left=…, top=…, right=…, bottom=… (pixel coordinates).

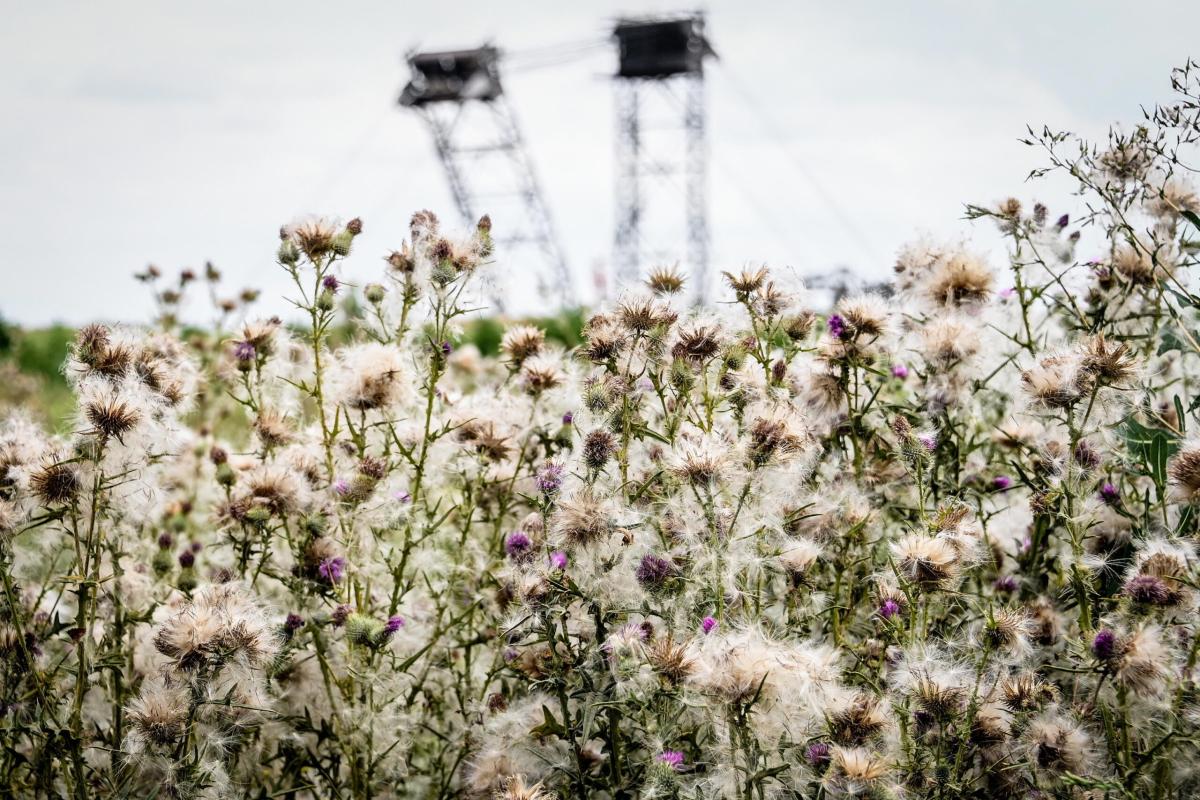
left=1164, top=285, right=1196, bottom=309
left=529, top=705, right=567, bottom=740
left=632, top=424, right=671, bottom=445
left=1122, top=418, right=1181, bottom=492
left=1158, top=328, right=1186, bottom=355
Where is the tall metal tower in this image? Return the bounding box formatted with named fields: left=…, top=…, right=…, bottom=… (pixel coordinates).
left=612, top=14, right=714, bottom=303
left=399, top=46, right=573, bottom=307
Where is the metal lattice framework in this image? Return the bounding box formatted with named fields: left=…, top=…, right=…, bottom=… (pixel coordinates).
left=400, top=47, right=573, bottom=307
left=803, top=266, right=892, bottom=306
left=612, top=14, right=713, bottom=303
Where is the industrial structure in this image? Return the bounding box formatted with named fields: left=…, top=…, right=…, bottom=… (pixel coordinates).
left=612, top=13, right=714, bottom=303
left=395, top=14, right=863, bottom=310
left=399, top=46, right=573, bottom=306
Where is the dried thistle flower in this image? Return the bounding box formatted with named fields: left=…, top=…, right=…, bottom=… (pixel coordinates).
left=500, top=325, right=545, bottom=367
left=30, top=459, right=80, bottom=506
left=1169, top=441, right=1200, bottom=501
left=647, top=636, right=694, bottom=686
left=646, top=265, right=686, bottom=295
left=723, top=266, right=769, bottom=294
left=1078, top=334, right=1137, bottom=388
left=827, top=693, right=889, bottom=746
left=84, top=397, right=140, bottom=441
left=891, top=535, right=961, bottom=591
left=552, top=489, right=614, bottom=547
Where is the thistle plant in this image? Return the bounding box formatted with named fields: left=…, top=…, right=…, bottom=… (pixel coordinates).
left=7, top=63, right=1200, bottom=800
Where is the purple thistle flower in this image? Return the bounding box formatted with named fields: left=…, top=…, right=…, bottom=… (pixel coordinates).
left=627, top=621, right=652, bottom=642
left=1092, top=628, right=1118, bottom=661
left=1099, top=482, right=1120, bottom=505
left=657, top=750, right=685, bottom=771
left=635, top=554, right=676, bottom=590
left=284, top=613, right=305, bottom=632
left=826, top=314, right=848, bottom=340
left=993, top=575, right=1018, bottom=593
left=549, top=551, right=568, bottom=571
left=332, top=479, right=350, bottom=496
left=918, top=433, right=938, bottom=452
left=331, top=604, right=351, bottom=626
left=394, top=489, right=412, bottom=503
left=805, top=742, right=831, bottom=767
left=157, top=532, right=173, bottom=549
left=440, top=340, right=452, bottom=356
left=505, top=531, right=533, bottom=562
left=1056, top=213, right=1070, bottom=228
left=992, top=475, right=1013, bottom=491
left=383, top=615, right=405, bottom=636
left=322, top=275, right=340, bottom=293
left=562, top=411, right=574, bottom=425
left=890, top=363, right=909, bottom=379
left=318, top=556, right=347, bottom=584
left=178, top=550, right=195, bottom=569
left=536, top=461, right=565, bottom=495
left=1125, top=574, right=1170, bottom=605
left=879, top=598, right=901, bottom=619
left=233, top=340, right=256, bottom=362
left=191, top=541, right=202, bottom=553
left=701, top=616, right=717, bottom=635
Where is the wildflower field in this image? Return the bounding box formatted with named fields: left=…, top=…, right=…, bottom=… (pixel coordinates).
left=8, top=64, right=1200, bottom=800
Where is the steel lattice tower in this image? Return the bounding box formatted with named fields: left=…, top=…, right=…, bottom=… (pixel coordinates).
left=399, top=46, right=573, bottom=307
left=612, top=14, right=714, bottom=303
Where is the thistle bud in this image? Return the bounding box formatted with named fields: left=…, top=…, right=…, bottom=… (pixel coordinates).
left=278, top=238, right=300, bottom=265
left=244, top=505, right=271, bottom=526
left=215, top=462, right=236, bottom=487
left=344, top=613, right=382, bottom=647
left=331, top=230, right=354, bottom=257
left=476, top=215, right=493, bottom=257
left=647, top=751, right=684, bottom=792
left=152, top=549, right=174, bottom=577
left=364, top=283, right=386, bottom=304
left=177, top=563, right=197, bottom=592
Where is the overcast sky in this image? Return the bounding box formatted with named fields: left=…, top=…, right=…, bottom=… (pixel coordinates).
left=2, top=1, right=1198, bottom=325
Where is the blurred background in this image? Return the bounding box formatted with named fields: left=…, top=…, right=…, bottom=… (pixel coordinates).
left=2, top=1, right=1199, bottom=326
